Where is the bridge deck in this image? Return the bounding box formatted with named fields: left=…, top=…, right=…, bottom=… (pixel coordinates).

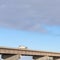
left=0, top=47, right=60, bottom=57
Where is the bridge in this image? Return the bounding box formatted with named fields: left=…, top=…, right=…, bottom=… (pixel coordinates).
left=0, top=46, right=60, bottom=60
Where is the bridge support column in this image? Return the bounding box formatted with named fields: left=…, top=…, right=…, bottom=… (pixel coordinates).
left=2, top=54, right=20, bottom=60
left=33, top=56, right=53, bottom=60
left=53, top=57, right=60, bottom=60
left=55, top=59, right=60, bottom=60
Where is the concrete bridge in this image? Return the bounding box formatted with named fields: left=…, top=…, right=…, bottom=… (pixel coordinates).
left=0, top=46, right=60, bottom=60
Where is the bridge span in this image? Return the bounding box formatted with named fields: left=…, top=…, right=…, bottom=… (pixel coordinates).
left=0, top=46, right=60, bottom=60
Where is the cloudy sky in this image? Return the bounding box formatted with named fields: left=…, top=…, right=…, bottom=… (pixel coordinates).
left=0, top=0, right=60, bottom=33
left=0, top=0, right=60, bottom=60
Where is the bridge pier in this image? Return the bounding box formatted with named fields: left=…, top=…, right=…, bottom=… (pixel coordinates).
left=2, top=54, right=20, bottom=60
left=33, top=56, right=53, bottom=60
left=56, top=59, right=60, bottom=60
left=53, top=57, right=60, bottom=60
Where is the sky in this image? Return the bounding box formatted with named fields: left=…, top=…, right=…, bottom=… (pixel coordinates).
left=0, top=0, right=60, bottom=32
left=0, top=0, right=60, bottom=60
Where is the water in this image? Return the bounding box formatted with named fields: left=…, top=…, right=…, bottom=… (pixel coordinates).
left=21, top=56, right=32, bottom=60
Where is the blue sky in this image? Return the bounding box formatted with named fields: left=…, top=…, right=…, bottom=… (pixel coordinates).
left=0, top=26, right=60, bottom=52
